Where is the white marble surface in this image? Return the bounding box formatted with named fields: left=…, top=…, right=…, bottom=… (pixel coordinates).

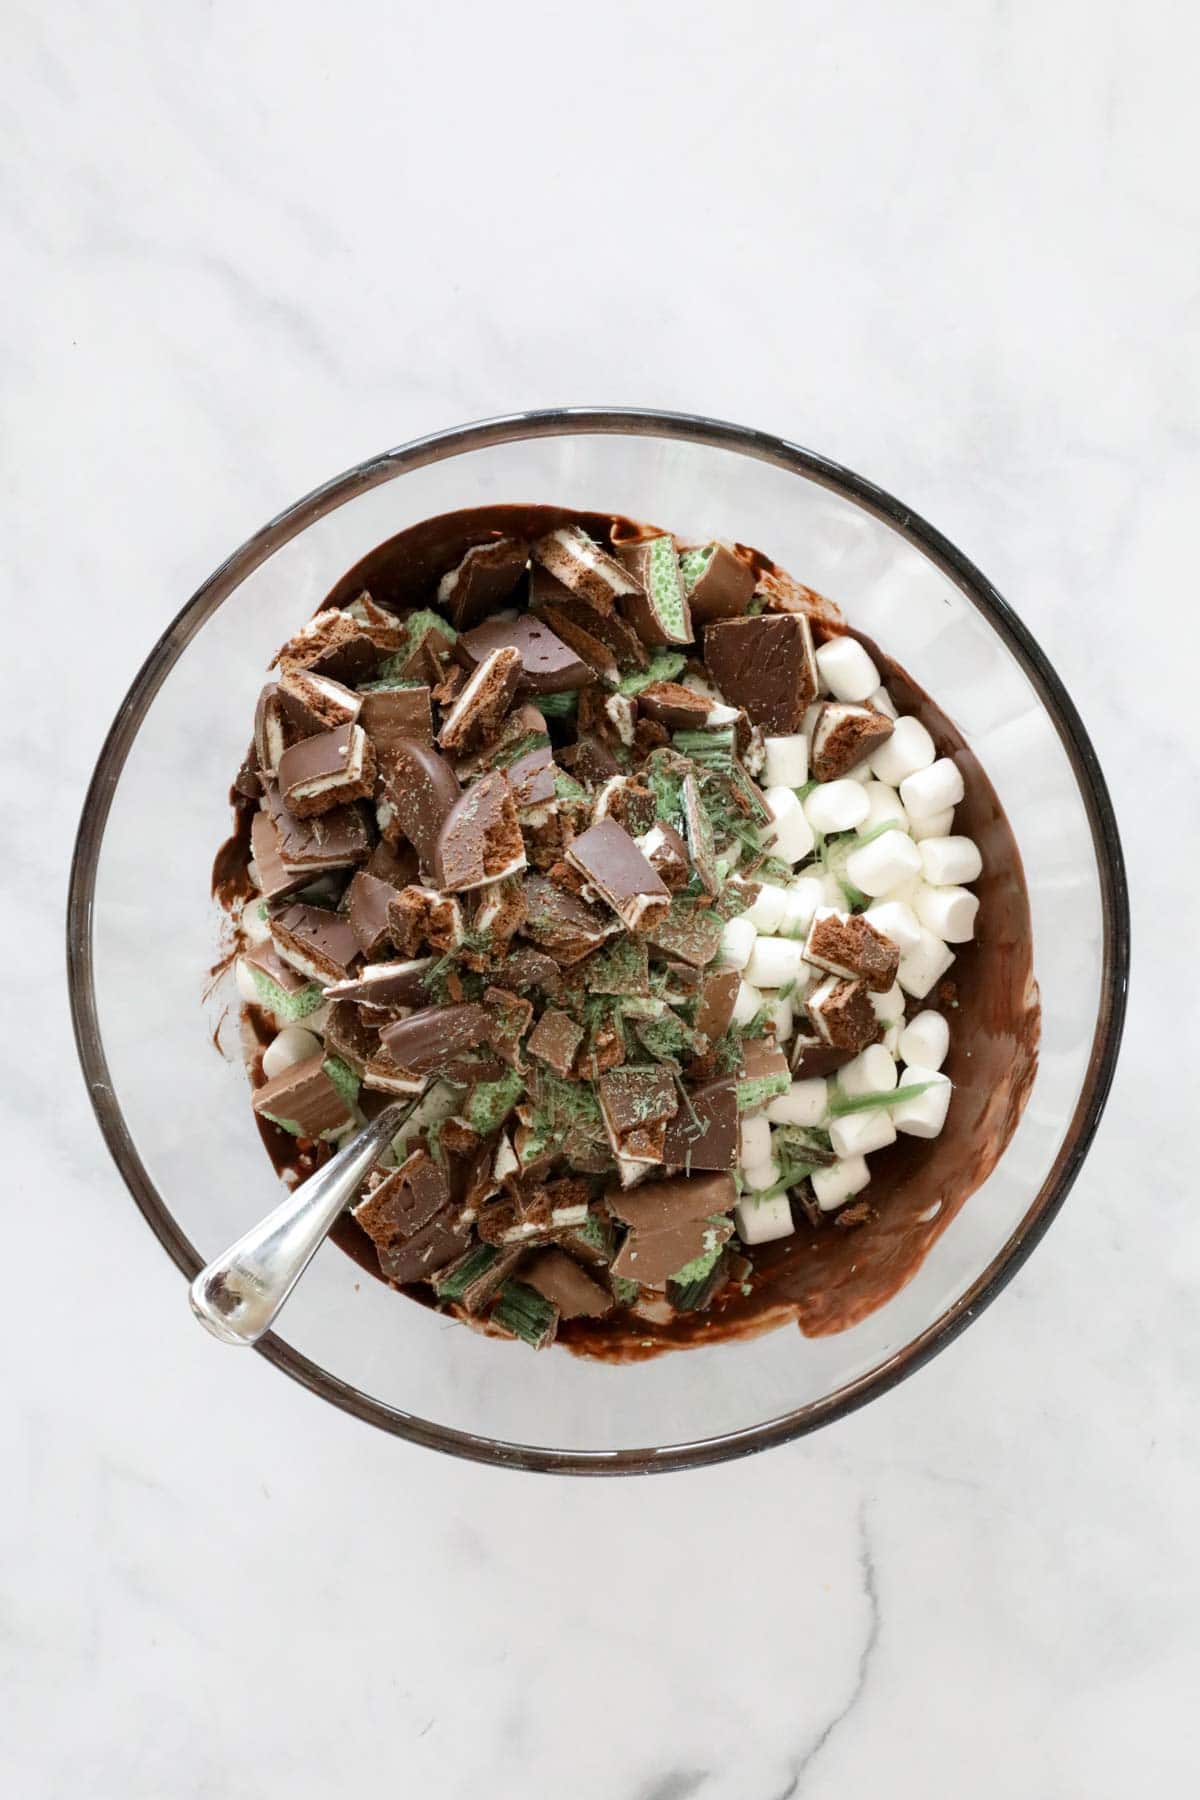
left=5, top=1, right=1196, bottom=1792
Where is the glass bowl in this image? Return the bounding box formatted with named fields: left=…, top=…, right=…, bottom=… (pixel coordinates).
left=67, top=409, right=1129, bottom=1474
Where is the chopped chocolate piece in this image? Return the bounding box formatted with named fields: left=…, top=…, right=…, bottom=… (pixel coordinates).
left=806, top=976, right=880, bottom=1052
left=662, top=1077, right=738, bottom=1171
left=597, top=1065, right=678, bottom=1163
left=505, top=743, right=557, bottom=813
left=253, top=684, right=296, bottom=776
left=378, top=609, right=457, bottom=686
left=695, top=968, right=740, bottom=1041
left=645, top=895, right=724, bottom=967
left=438, top=648, right=523, bottom=755
left=615, top=537, right=694, bottom=646
left=250, top=808, right=309, bottom=901
left=611, top=1211, right=734, bottom=1291
left=376, top=738, right=461, bottom=860
left=434, top=1242, right=524, bottom=1312
left=534, top=600, right=619, bottom=684
left=501, top=946, right=563, bottom=996
left=252, top=1053, right=354, bottom=1139
left=564, top=734, right=623, bottom=784
left=791, top=1039, right=858, bottom=1080
left=278, top=668, right=362, bottom=730
left=592, top=775, right=657, bottom=837
left=386, top=884, right=463, bottom=956
left=277, top=722, right=376, bottom=818
left=681, top=773, right=719, bottom=895
left=436, top=537, right=529, bottom=630
left=322, top=1002, right=427, bottom=1094
left=458, top=614, right=591, bottom=694
left=809, top=701, right=894, bottom=782
left=380, top=1003, right=489, bottom=1074
left=580, top=935, right=650, bottom=997
left=521, top=874, right=618, bottom=964
left=638, top=821, right=691, bottom=890
left=242, top=942, right=323, bottom=1018
left=367, top=838, right=419, bottom=886
left=359, top=685, right=435, bottom=759
left=520, top=1250, right=613, bottom=1319
left=324, top=957, right=434, bottom=1007
left=491, top=1279, right=559, bottom=1348
left=567, top=820, right=671, bottom=933
left=377, top=1206, right=470, bottom=1285
left=526, top=1008, right=584, bottom=1077
left=434, top=770, right=527, bottom=892
left=636, top=681, right=712, bottom=730
left=802, top=910, right=900, bottom=993
left=272, top=609, right=378, bottom=685
left=348, top=590, right=408, bottom=653
left=532, top=524, right=643, bottom=613
left=484, top=987, right=534, bottom=1066
left=737, top=1040, right=792, bottom=1111
left=345, top=870, right=400, bottom=956
left=354, top=1148, right=450, bottom=1242
left=606, top=1170, right=737, bottom=1230
left=268, top=901, right=362, bottom=983
left=703, top=614, right=818, bottom=734
left=680, top=542, right=757, bottom=623
left=472, top=876, right=528, bottom=952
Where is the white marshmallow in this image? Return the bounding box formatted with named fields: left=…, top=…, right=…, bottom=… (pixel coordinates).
left=838, top=1043, right=898, bottom=1097
left=845, top=828, right=923, bottom=898
left=235, top=957, right=260, bottom=1003
left=775, top=888, right=815, bottom=938
left=914, top=883, right=979, bottom=944
left=763, top=733, right=809, bottom=789
left=846, top=759, right=876, bottom=784
left=731, top=979, right=764, bottom=1026
left=763, top=786, right=816, bottom=864
left=830, top=1107, right=897, bottom=1159
left=870, top=981, right=906, bottom=1025
left=892, top=1064, right=953, bottom=1138
left=746, top=935, right=804, bottom=989
left=900, top=757, right=965, bottom=820
left=746, top=881, right=789, bottom=933
left=803, top=780, right=870, bottom=834
left=867, top=684, right=898, bottom=719
left=919, top=835, right=983, bottom=886
left=705, top=702, right=741, bottom=727
left=763, top=990, right=795, bottom=1042
left=811, top=1156, right=871, bottom=1211
left=740, top=1115, right=772, bottom=1167
left=765, top=1078, right=829, bottom=1126
left=909, top=807, right=955, bottom=841
left=242, top=902, right=272, bottom=947
left=261, top=1026, right=323, bottom=1081
left=898, top=1010, right=950, bottom=1071
left=860, top=781, right=908, bottom=833
left=869, top=715, right=935, bottom=786
left=741, top=1158, right=781, bottom=1193
left=719, top=913, right=757, bottom=971
left=897, top=928, right=956, bottom=998
left=735, top=1193, right=796, bottom=1244
left=882, top=1020, right=902, bottom=1056
left=815, top=636, right=879, bottom=703
left=864, top=898, right=923, bottom=954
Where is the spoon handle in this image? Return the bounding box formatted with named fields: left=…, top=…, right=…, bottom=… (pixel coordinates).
left=189, top=1096, right=419, bottom=1346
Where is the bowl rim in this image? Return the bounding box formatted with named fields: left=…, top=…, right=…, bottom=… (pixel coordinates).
left=67, top=406, right=1130, bottom=1475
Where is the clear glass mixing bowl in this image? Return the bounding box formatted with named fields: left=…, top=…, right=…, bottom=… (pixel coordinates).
left=67, top=409, right=1129, bottom=1473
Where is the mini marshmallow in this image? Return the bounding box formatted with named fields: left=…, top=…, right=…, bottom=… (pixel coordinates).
left=839, top=1043, right=898, bottom=1097
left=746, top=882, right=789, bottom=933
left=735, top=1193, right=796, bottom=1245
left=898, top=1010, right=950, bottom=1071
left=869, top=715, right=935, bottom=786
left=803, top=780, right=870, bottom=835
left=909, top=807, right=955, bottom=842
left=719, top=913, right=757, bottom=971
left=235, top=958, right=260, bottom=1003
left=882, top=1020, right=902, bottom=1056
left=830, top=1107, right=897, bottom=1160
left=846, top=759, right=876, bottom=784
left=919, top=835, right=983, bottom=886
left=242, top=903, right=272, bottom=947
left=900, top=757, right=965, bottom=820
left=765, top=1077, right=829, bottom=1126
left=860, top=781, right=908, bottom=833
left=763, top=786, right=816, bottom=865
left=897, top=928, right=956, bottom=999
left=763, top=990, right=795, bottom=1042
left=740, top=1114, right=772, bottom=1167
left=815, top=636, right=879, bottom=703
left=914, top=883, right=979, bottom=944
left=864, top=898, right=923, bottom=954
left=775, top=889, right=814, bottom=939
left=867, top=685, right=898, bottom=719
left=811, top=1156, right=871, bottom=1211
left=741, top=1158, right=781, bottom=1193
left=261, top=1026, right=324, bottom=1081
left=746, top=935, right=805, bottom=989
left=870, top=981, right=906, bottom=1025
left=891, top=1064, right=953, bottom=1138
left=844, top=828, right=923, bottom=899
left=763, top=733, right=809, bottom=789
left=731, top=978, right=764, bottom=1027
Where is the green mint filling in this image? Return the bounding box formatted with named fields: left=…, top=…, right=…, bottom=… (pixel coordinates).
left=678, top=545, right=714, bottom=593
left=828, top=1080, right=938, bottom=1118
left=259, top=1112, right=305, bottom=1136
left=434, top=1242, right=502, bottom=1301
left=795, top=779, right=818, bottom=802
left=492, top=1280, right=558, bottom=1348
left=248, top=964, right=323, bottom=1021
left=672, top=726, right=735, bottom=771
left=736, top=1070, right=791, bottom=1112
left=553, top=770, right=588, bottom=806
left=669, top=1229, right=725, bottom=1287
left=465, top=1071, right=525, bottom=1135
left=617, top=651, right=687, bottom=695
left=611, top=1274, right=641, bottom=1306
left=357, top=676, right=425, bottom=692
left=745, top=595, right=766, bottom=616
left=537, top=689, right=579, bottom=718
left=644, top=536, right=689, bottom=639
left=322, top=1056, right=360, bottom=1108
left=489, top=729, right=551, bottom=770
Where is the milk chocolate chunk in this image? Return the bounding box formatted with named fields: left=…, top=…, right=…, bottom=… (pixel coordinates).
left=322, top=1002, right=426, bottom=1094
left=436, top=537, right=529, bottom=630
left=250, top=808, right=310, bottom=901
left=501, top=946, right=563, bottom=996
left=791, top=1039, right=857, bottom=1080
left=243, top=940, right=320, bottom=1000
left=253, top=684, right=295, bottom=777
left=639, top=822, right=691, bottom=890
left=533, top=600, right=619, bottom=684
left=530, top=565, right=649, bottom=671
left=681, top=773, right=719, bottom=896
left=519, top=1250, right=613, bottom=1319
left=662, top=1077, right=738, bottom=1171
left=809, top=701, right=894, bottom=782
left=359, top=685, right=434, bottom=759
left=803, top=910, right=900, bottom=993
left=505, top=743, right=557, bottom=814
left=593, top=776, right=657, bottom=837
left=277, top=722, right=376, bottom=818
left=367, top=838, right=419, bottom=887
left=526, top=1008, right=584, bottom=1077
left=438, top=648, right=523, bottom=755
left=252, top=1054, right=354, bottom=1139
left=390, top=614, right=457, bottom=686
left=680, top=542, right=757, bottom=623
left=268, top=902, right=362, bottom=983
left=376, top=739, right=461, bottom=860
left=377, top=1205, right=469, bottom=1284
left=607, top=1172, right=736, bottom=1289
left=483, top=987, right=534, bottom=1067
left=380, top=1003, right=489, bottom=1074
left=349, top=590, right=408, bottom=653
left=615, top=537, right=694, bottom=647
left=277, top=668, right=362, bottom=730
left=644, top=895, right=724, bottom=967
left=597, top=1066, right=677, bottom=1163
left=272, top=609, right=378, bottom=685
left=434, top=770, right=527, bottom=893
left=354, top=1149, right=450, bottom=1243
left=703, top=614, right=818, bottom=734
left=532, top=524, right=643, bottom=613
left=521, top=874, right=617, bottom=964
left=636, top=681, right=712, bottom=730
left=386, top=884, right=463, bottom=956
left=806, top=976, right=879, bottom=1052
left=695, top=967, right=740, bottom=1041
left=458, top=614, right=591, bottom=695
left=566, top=820, right=671, bottom=933
left=736, top=1039, right=792, bottom=1110
left=344, top=870, right=400, bottom=956
left=324, top=957, right=434, bottom=1008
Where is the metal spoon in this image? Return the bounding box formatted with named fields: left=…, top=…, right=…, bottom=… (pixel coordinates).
left=189, top=1093, right=423, bottom=1345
